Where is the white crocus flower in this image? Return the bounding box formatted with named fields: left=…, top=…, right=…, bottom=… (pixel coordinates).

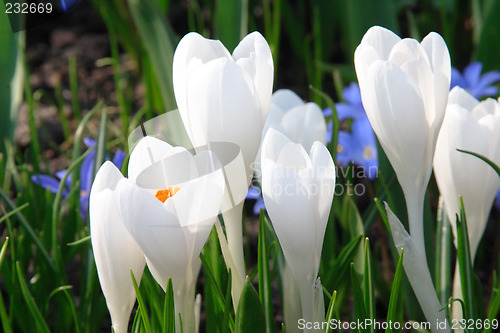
left=172, top=31, right=274, bottom=305
left=434, top=87, right=500, bottom=327
left=261, top=128, right=335, bottom=330
left=434, top=86, right=500, bottom=258
left=354, top=25, right=450, bottom=255
left=255, top=89, right=327, bottom=183
left=354, top=26, right=451, bottom=330
left=89, top=161, right=146, bottom=333
left=116, top=137, right=225, bottom=333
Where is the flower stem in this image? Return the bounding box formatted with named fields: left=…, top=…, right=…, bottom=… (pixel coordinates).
left=221, top=202, right=246, bottom=307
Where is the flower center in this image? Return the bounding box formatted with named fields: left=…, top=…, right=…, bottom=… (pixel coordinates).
left=155, top=187, right=180, bottom=203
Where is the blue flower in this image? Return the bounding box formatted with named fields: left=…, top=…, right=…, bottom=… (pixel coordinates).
left=451, top=62, right=500, bottom=99
left=323, top=82, right=378, bottom=179
left=32, top=138, right=125, bottom=221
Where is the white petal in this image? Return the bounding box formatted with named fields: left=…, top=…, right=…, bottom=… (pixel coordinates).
left=90, top=162, right=145, bottom=333
left=262, top=161, right=317, bottom=282
left=448, top=87, right=479, bottom=111
left=359, top=26, right=401, bottom=60
left=173, top=32, right=231, bottom=118
left=128, top=137, right=174, bottom=182
left=362, top=60, right=429, bottom=190
left=388, top=38, right=430, bottom=69
left=270, top=89, right=304, bottom=112
left=187, top=58, right=261, bottom=182
left=281, top=102, right=327, bottom=149
left=135, top=146, right=198, bottom=189
left=233, top=31, right=274, bottom=125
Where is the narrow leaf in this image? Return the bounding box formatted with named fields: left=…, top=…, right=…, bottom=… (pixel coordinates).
left=235, top=277, right=266, bottom=333
left=386, top=248, right=404, bottom=333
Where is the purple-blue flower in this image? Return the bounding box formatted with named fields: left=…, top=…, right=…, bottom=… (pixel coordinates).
left=323, top=82, right=378, bottom=179
left=32, top=138, right=125, bottom=221
left=451, top=62, right=500, bottom=99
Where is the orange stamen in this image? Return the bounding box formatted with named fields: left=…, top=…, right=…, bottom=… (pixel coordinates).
left=155, top=187, right=180, bottom=203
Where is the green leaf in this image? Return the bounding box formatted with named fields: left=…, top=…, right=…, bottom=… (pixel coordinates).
left=0, top=237, right=12, bottom=333
left=163, top=278, right=175, bottom=333
left=386, top=248, right=404, bottom=333
left=455, top=196, right=476, bottom=323
left=363, top=238, right=375, bottom=333
left=131, top=269, right=152, bottom=333
left=0, top=4, right=23, bottom=153
left=235, top=277, right=266, bottom=333
left=457, top=148, right=500, bottom=178
left=324, top=290, right=337, bottom=333
left=16, top=262, right=50, bottom=333
left=434, top=198, right=452, bottom=306
left=350, top=263, right=368, bottom=332
left=127, top=0, right=177, bottom=111
left=258, top=210, right=276, bottom=333
left=475, top=0, right=500, bottom=71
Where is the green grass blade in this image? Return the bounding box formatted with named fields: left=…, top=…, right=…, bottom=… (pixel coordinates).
left=15, top=262, right=51, bottom=333
left=434, top=197, right=451, bottom=305
left=0, top=203, right=29, bottom=225
left=0, top=5, right=23, bottom=153
left=222, top=269, right=234, bottom=333
left=127, top=0, right=177, bottom=111
left=386, top=248, right=404, bottom=333
left=363, top=238, right=375, bottom=333
left=456, top=196, right=476, bottom=323
left=457, top=149, right=500, bottom=178
left=0, top=237, right=12, bottom=333
left=324, top=290, right=337, bottom=333
left=131, top=269, right=152, bottom=333
left=163, top=278, right=175, bottom=332
left=258, top=209, right=275, bottom=333
left=350, top=263, right=368, bottom=332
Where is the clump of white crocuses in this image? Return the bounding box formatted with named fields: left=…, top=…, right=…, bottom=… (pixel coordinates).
left=433, top=86, right=500, bottom=324
left=355, top=25, right=451, bottom=331
left=261, top=128, right=335, bottom=332
left=172, top=31, right=274, bottom=305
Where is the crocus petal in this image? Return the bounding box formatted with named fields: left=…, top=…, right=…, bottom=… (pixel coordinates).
left=233, top=31, right=274, bottom=124
left=128, top=136, right=174, bottom=182
left=90, top=162, right=145, bottom=333
left=270, top=89, right=304, bottom=112
left=187, top=58, right=261, bottom=182
left=280, top=102, right=327, bottom=150
left=173, top=32, right=232, bottom=118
